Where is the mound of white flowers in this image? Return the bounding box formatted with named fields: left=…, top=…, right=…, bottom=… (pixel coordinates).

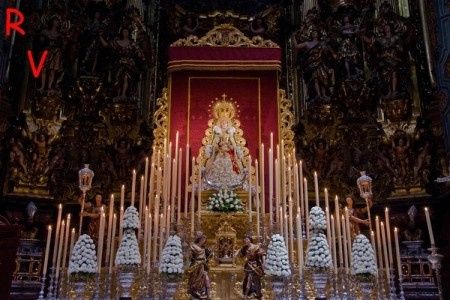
left=309, top=206, right=327, bottom=231
left=159, top=235, right=184, bottom=274
left=121, top=206, right=140, bottom=230
left=115, top=206, right=141, bottom=266
left=351, top=234, right=377, bottom=277
left=305, top=206, right=332, bottom=269
left=206, top=189, right=244, bottom=212
left=265, top=234, right=291, bottom=277
left=68, top=234, right=98, bottom=275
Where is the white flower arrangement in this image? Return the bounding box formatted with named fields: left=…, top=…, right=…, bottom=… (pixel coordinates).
left=206, top=189, right=244, bottom=212
left=115, top=229, right=141, bottom=266
left=68, top=234, right=98, bottom=275
left=309, top=206, right=327, bottom=232
left=265, top=234, right=291, bottom=277
left=305, top=206, right=332, bottom=269
left=115, top=205, right=141, bottom=267
left=159, top=235, right=184, bottom=274
left=351, top=234, right=378, bottom=277
left=122, top=206, right=140, bottom=230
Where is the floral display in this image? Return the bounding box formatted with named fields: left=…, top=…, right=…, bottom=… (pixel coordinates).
left=265, top=234, right=291, bottom=277
left=68, top=234, right=98, bottom=275
left=115, top=205, right=141, bottom=266
left=351, top=234, right=378, bottom=277
left=206, top=189, right=244, bottom=212
left=159, top=235, right=184, bottom=274
left=305, top=206, right=332, bottom=269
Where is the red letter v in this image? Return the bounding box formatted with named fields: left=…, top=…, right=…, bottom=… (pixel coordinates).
left=27, top=50, right=48, bottom=78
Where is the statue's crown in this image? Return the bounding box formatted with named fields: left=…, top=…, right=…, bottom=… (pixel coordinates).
left=211, top=94, right=237, bottom=120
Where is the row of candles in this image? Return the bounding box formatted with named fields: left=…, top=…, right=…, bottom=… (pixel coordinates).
left=42, top=132, right=439, bottom=285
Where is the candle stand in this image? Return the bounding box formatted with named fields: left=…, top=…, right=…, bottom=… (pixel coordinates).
left=428, top=247, right=444, bottom=300
left=37, top=273, right=47, bottom=300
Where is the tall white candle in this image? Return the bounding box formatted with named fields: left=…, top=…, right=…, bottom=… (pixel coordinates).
left=159, top=213, right=165, bottom=257
left=370, top=230, right=378, bottom=271
left=153, top=195, right=161, bottom=262
left=385, top=207, right=393, bottom=270
left=148, top=163, right=155, bottom=211
left=69, top=228, right=76, bottom=263
left=334, top=196, right=343, bottom=268
left=131, top=169, right=136, bottom=206
left=314, top=171, right=319, bottom=206
left=284, top=214, right=289, bottom=258
left=97, top=208, right=106, bottom=269
left=144, top=156, right=149, bottom=209
left=146, top=214, right=153, bottom=273
left=177, top=148, right=182, bottom=224
left=55, top=220, right=65, bottom=279
left=171, top=158, right=177, bottom=224
left=184, top=145, right=190, bottom=218
left=345, top=207, right=352, bottom=268
left=118, top=205, right=124, bottom=242
left=325, top=206, right=331, bottom=257
left=191, top=157, right=195, bottom=235
left=275, top=158, right=280, bottom=225
left=342, top=215, right=348, bottom=272
left=299, top=161, right=304, bottom=219
left=62, top=214, right=71, bottom=268
left=375, top=216, right=383, bottom=268
left=325, top=189, right=331, bottom=249
left=197, top=157, right=202, bottom=224
left=109, top=213, right=117, bottom=274
left=120, top=184, right=125, bottom=213
left=269, top=148, right=273, bottom=228
left=381, top=221, right=390, bottom=283
left=106, top=194, right=114, bottom=265
left=288, top=197, right=294, bottom=263
left=260, top=144, right=265, bottom=227
left=296, top=213, right=304, bottom=274
left=394, top=227, right=402, bottom=282
left=175, top=131, right=179, bottom=167
left=52, top=203, right=62, bottom=268
left=294, top=163, right=300, bottom=215
left=255, top=160, right=260, bottom=238
left=139, top=175, right=144, bottom=237
left=331, top=214, right=337, bottom=274
left=304, top=179, right=309, bottom=239
left=270, top=132, right=274, bottom=155
left=424, top=207, right=435, bottom=246
left=143, top=205, right=149, bottom=266
left=43, top=225, right=52, bottom=276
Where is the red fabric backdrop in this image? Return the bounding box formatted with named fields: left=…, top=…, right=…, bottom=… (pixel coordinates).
left=167, top=45, right=281, bottom=211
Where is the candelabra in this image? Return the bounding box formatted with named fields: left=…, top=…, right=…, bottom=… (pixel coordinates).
left=37, top=273, right=47, bottom=300
left=47, top=267, right=56, bottom=299
left=389, top=268, right=396, bottom=299
left=428, top=247, right=444, bottom=300
left=398, top=274, right=405, bottom=300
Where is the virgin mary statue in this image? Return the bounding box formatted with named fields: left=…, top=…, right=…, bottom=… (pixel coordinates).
left=200, top=95, right=248, bottom=190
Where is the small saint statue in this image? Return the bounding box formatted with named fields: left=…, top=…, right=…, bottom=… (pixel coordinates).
left=235, top=235, right=265, bottom=299
left=187, top=231, right=212, bottom=299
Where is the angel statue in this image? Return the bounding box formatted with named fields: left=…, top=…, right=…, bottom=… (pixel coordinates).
left=202, top=96, right=246, bottom=190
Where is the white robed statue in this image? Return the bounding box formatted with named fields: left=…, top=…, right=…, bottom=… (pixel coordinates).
left=200, top=95, right=249, bottom=190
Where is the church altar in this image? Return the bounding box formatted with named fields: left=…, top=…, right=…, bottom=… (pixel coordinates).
left=36, top=23, right=439, bottom=300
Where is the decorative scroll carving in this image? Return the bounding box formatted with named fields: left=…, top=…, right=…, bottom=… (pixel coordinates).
left=171, top=24, right=279, bottom=48
left=279, top=89, right=295, bottom=155
left=152, top=88, right=169, bottom=152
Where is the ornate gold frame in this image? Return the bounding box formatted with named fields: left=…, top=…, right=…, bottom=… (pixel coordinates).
left=171, top=23, right=280, bottom=48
